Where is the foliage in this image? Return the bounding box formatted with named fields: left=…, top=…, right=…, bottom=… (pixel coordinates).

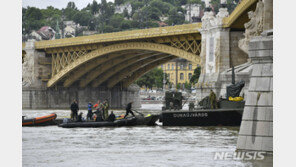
left=22, top=0, right=239, bottom=36
left=190, top=66, right=201, bottom=84
left=73, top=11, right=93, bottom=26
left=184, top=81, right=192, bottom=91
left=136, top=68, right=167, bottom=89
left=166, top=7, right=185, bottom=25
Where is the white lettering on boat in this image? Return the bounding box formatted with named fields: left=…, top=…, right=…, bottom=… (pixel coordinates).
left=173, top=113, right=208, bottom=118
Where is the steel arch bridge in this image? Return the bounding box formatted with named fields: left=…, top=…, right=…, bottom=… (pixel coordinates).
left=22, top=0, right=258, bottom=89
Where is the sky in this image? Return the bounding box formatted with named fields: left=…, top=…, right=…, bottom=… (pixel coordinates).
left=22, top=0, right=114, bottom=10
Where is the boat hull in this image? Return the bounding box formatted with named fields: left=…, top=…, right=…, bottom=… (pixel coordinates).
left=162, top=109, right=243, bottom=126
left=22, top=113, right=57, bottom=126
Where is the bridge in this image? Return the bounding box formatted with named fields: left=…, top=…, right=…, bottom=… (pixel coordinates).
left=22, top=0, right=258, bottom=90
left=22, top=0, right=273, bottom=153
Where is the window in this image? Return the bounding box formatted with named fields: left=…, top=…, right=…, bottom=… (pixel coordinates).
left=189, top=64, right=192, bottom=70
left=180, top=64, right=183, bottom=70
left=168, top=64, right=170, bottom=70
left=167, top=73, right=170, bottom=79
left=180, top=73, right=184, bottom=80
left=172, top=64, right=174, bottom=70
left=188, top=73, right=192, bottom=79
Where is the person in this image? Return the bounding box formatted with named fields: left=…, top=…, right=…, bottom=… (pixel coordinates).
left=107, top=111, right=115, bottom=122
left=124, top=102, right=135, bottom=118
left=70, top=100, right=79, bottom=120
left=102, top=99, right=109, bottom=120
left=87, top=102, right=93, bottom=121
left=76, top=112, right=83, bottom=122
left=94, top=100, right=103, bottom=121
left=209, top=90, right=218, bottom=109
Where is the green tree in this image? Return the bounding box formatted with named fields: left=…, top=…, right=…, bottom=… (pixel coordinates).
left=73, top=11, right=93, bottom=26
left=149, top=0, right=172, bottom=15
left=184, top=81, right=192, bottom=92
left=190, top=66, right=201, bottom=84
left=90, top=0, right=99, bottom=15
left=64, top=1, right=78, bottom=20
left=123, top=8, right=129, bottom=19
left=136, top=68, right=165, bottom=89
left=166, top=7, right=185, bottom=25
left=115, top=0, right=125, bottom=5
left=23, top=7, right=45, bottom=33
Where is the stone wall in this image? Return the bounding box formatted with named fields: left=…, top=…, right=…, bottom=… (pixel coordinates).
left=22, top=85, right=141, bottom=109
left=236, top=34, right=273, bottom=152
left=230, top=31, right=249, bottom=67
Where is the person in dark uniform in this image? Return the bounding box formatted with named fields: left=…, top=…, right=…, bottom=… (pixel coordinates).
left=124, top=102, right=135, bottom=118
left=70, top=100, right=79, bottom=120
left=76, top=112, right=83, bottom=122
left=107, top=111, right=116, bottom=122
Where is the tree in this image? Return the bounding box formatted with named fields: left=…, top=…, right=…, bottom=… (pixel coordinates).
left=166, top=7, right=185, bottom=25
left=135, top=68, right=166, bottom=89
left=190, top=66, right=201, bottom=84
left=115, top=0, right=125, bottom=5
left=23, top=7, right=45, bottom=33
left=90, top=0, right=99, bottom=15
left=73, top=11, right=93, bottom=26
left=64, top=2, right=78, bottom=20
left=123, top=8, right=129, bottom=19
left=184, top=81, right=192, bottom=92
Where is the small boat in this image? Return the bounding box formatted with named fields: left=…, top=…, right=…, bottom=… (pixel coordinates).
left=22, top=113, right=57, bottom=126
left=58, top=114, right=160, bottom=128
left=58, top=117, right=137, bottom=128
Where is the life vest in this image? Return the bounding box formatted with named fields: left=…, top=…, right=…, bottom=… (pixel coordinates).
left=229, top=96, right=244, bottom=101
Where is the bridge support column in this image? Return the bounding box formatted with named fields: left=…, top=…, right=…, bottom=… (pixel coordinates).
left=237, top=32, right=273, bottom=152
left=196, top=7, right=231, bottom=100
left=22, top=40, right=51, bottom=89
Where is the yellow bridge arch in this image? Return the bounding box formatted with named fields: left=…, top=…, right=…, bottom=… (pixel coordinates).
left=47, top=42, right=200, bottom=88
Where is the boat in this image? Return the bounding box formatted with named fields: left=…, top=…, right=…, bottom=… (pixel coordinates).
left=161, top=67, right=246, bottom=126
left=22, top=113, right=57, bottom=126
left=162, top=108, right=243, bottom=126
left=58, top=114, right=159, bottom=128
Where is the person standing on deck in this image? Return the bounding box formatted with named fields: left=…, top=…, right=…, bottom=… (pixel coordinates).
left=94, top=100, right=103, bottom=121
left=70, top=100, right=79, bottom=120
left=209, top=90, right=218, bottom=109
left=124, top=102, right=135, bottom=118
left=103, top=99, right=109, bottom=120
left=87, top=102, right=93, bottom=121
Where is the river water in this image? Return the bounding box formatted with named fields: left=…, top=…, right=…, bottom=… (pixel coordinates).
left=22, top=107, right=272, bottom=167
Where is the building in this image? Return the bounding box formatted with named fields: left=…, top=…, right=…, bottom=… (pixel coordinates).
left=181, top=4, right=202, bottom=23
left=160, top=59, right=199, bottom=89
left=114, top=3, right=132, bottom=15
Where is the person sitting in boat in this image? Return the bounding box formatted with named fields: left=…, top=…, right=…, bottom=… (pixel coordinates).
left=76, top=112, right=83, bottom=122
left=124, top=101, right=135, bottom=118
left=107, top=111, right=116, bottom=122
left=70, top=100, right=79, bottom=120
left=87, top=102, right=93, bottom=121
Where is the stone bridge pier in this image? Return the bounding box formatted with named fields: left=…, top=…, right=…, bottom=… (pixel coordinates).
left=22, top=40, right=141, bottom=109
left=197, top=0, right=273, bottom=153
left=196, top=3, right=249, bottom=100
